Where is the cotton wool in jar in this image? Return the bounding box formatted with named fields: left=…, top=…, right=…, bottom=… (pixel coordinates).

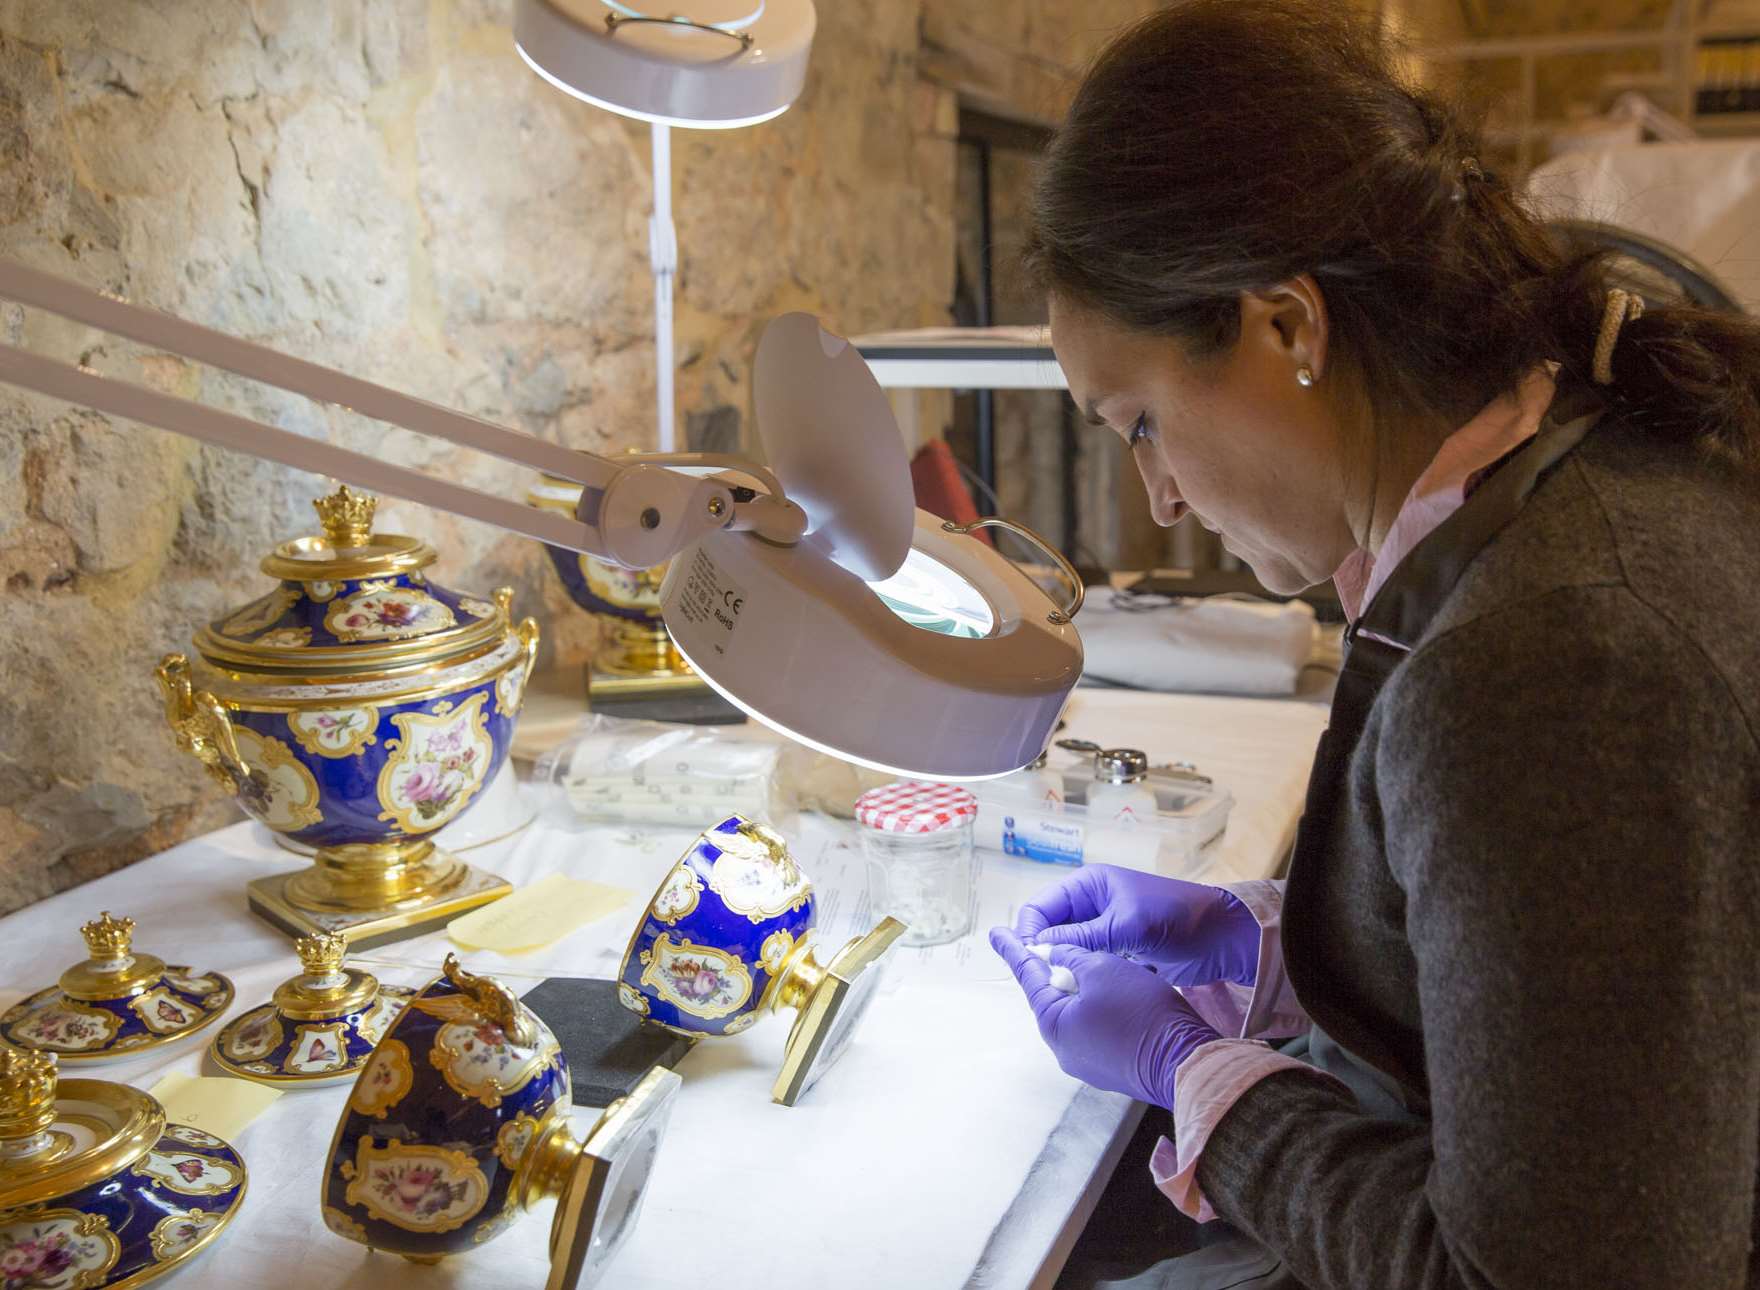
left=855, top=781, right=979, bottom=948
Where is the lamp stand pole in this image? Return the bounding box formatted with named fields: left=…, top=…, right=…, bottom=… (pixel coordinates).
left=648, top=121, right=678, bottom=453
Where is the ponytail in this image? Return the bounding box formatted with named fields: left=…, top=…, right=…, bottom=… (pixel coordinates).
left=1025, top=0, right=1760, bottom=475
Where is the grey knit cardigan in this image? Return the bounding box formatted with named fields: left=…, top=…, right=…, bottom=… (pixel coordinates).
left=1195, top=416, right=1760, bottom=1288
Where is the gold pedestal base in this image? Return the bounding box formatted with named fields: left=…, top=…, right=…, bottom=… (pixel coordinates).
left=772, top=917, right=907, bottom=1107
left=246, top=862, right=511, bottom=949
left=585, top=669, right=711, bottom=700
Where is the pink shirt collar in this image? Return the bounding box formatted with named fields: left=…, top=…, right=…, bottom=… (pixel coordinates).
left=1332, top=368, right=1558, bottom=622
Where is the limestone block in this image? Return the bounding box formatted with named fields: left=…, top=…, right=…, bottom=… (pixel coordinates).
left=235, top=1, right=372, bottom=101
left=255, top=97, right=411, bottom=341
left=30, top=408, right=186, bottom=576
left=0, top=35, right=54, bottom=230
left=0, top=3, right=262, bottom=104
left=674, top=127, right=797, bottom=318
left=363, top=0, right=431, bottom=89
left=416, top=46, right=649, bottom=334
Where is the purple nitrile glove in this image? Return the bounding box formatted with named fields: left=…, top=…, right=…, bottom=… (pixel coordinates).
left=1015, top=864, right=1261, bottom=988
left=990, top=927, right=1220, bottom=1109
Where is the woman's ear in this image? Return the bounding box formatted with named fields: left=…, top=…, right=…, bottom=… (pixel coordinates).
left=1240, top=274, right=1330, bottom=380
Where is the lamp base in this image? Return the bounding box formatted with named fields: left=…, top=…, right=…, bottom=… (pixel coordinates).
left=245, top=864, right=511, bottom=949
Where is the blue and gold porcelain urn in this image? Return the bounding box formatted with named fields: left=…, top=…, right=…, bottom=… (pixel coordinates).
left=322, top=956, right=679, bottom=1289
left=0, top=1045, right=248, bottom=1289
left=154, top=486, right=540, bottom=948
left=525, top=473, right=692, bottom=681
left=618, top=815, right=906, bottom=1105
left=0, top=913, right=233, bottom=1064
left=210, top=932, right=413, bottom=1087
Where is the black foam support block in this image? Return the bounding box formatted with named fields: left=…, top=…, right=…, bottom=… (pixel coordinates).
left=521, top=977, right=696, bottom=1107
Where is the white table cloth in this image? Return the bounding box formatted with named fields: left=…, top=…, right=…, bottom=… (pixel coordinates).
left=0, top=689, right=1327, bottom=1290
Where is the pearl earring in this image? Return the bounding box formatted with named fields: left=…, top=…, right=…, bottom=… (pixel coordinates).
left=1296, top=365, right=1316, bottom=388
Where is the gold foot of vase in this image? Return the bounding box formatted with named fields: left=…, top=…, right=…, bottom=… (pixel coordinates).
left=247, top=858, right=511, bottom=949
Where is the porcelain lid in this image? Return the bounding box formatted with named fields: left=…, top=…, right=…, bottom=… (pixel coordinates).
left=194, top=486, right=514, bottom=677
left=0, top=1048, right=165, bottom=1210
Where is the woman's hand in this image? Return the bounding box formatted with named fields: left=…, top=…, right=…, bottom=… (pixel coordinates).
left=990, top=927, right=1221, bottom=1108
left=1014, top=864, right=1261, bottom=988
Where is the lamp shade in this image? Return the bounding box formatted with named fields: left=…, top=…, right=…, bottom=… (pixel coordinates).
left=513, top=0, right=816, bottom=129
left=660, top=510, right=1084, bottom=780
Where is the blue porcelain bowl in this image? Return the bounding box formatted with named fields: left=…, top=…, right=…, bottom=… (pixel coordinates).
left=617, top=815, right=816, bottom=1039
left=157, top=486, right=539, bottom=871
left=159, top=574, right=534, bottom=853
left=0, top=1065, right=248, bottom=1290
left=321, top=959, right=568, bottom=1257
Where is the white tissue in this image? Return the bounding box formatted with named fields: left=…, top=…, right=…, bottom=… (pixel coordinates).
left=1028, top=943, right=1053, bottom=961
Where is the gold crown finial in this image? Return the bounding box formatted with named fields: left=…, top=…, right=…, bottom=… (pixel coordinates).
left=296, top=931, right=348, bottom=978
left=80, top=911, right=134, bottom=962
left=313, top=485, right=377, bottom=549
left=0, top=1045, right=59, bottom=1141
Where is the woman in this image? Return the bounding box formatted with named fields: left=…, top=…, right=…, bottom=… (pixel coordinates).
left=989, top=3, right=1760, bottom=1287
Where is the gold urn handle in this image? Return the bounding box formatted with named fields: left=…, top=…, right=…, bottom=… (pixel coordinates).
left=496, top=586, right=542, bottom=712
left=442, top=953, right=537, bottom=1047
left=0, top=1044, right=59, bottom=1143
left=155, top=653, right=248, bottom=795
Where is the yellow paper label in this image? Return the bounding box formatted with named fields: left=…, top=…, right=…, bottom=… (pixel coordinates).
left=447, top=873, right=634, bottom=955
left=148, top=1073, right=281, bottom=1141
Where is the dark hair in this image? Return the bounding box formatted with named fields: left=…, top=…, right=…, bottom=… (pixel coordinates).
left=1024, top=0, right=1760, bottom=472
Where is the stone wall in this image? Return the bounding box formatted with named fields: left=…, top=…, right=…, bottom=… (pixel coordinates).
left=0, top=0, right=966, bottom=913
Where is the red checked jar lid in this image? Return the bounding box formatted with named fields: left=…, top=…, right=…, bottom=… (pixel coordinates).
left=854, top=781, right=979, bottom=835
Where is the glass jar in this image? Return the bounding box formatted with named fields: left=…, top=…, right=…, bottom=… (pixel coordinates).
left=854, top=782, right=979, bottom=947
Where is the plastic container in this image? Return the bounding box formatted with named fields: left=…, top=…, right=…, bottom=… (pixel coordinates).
left=855, top=782, right=979, bottom=947
left=972, top=755, right=1233, bottom=875
left=986, top=751, right=1065, bottom=814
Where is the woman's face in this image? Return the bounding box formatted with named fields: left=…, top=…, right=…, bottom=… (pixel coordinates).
left=1049, top=292, right=1362, bottom=595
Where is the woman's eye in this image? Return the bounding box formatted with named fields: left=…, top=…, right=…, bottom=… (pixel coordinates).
left=1127, top=415, right=1149, bottom=447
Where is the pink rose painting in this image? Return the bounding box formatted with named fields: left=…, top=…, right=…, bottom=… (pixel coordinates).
left=174, top=1159, right=207, bottom=1185
left=373, top=1163, right=470, bottom=1219
left=0, top=1229, right=81, bottom=1289
left=668, top=958, right=729, bottom=1005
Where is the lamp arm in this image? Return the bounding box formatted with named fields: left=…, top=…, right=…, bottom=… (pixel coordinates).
left=0, top=260, right=804, bottom=568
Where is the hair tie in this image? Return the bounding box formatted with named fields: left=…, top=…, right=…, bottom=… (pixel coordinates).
left=1593, top=287, right=1644, bottom=385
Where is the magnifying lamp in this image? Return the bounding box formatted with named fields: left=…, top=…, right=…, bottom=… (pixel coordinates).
left=513, top=0, right=817, bottom=453
left=0, top=262, right=1083, bottom=779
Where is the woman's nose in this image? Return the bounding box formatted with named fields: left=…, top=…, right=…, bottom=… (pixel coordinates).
left=1130, top=446, right=1185, bottom=527
left=1148, top=490, right=1184, bottom=527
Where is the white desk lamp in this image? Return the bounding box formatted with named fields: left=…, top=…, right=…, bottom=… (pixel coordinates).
left=0, top=262, right=1083, bottom=779
left=512, top=0, right=816, bottom=452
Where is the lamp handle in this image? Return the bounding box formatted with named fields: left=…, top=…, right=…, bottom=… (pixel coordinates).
left=604, top=14, right=754, bottom=51
left=941, top=518, right=1085, bottom=624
